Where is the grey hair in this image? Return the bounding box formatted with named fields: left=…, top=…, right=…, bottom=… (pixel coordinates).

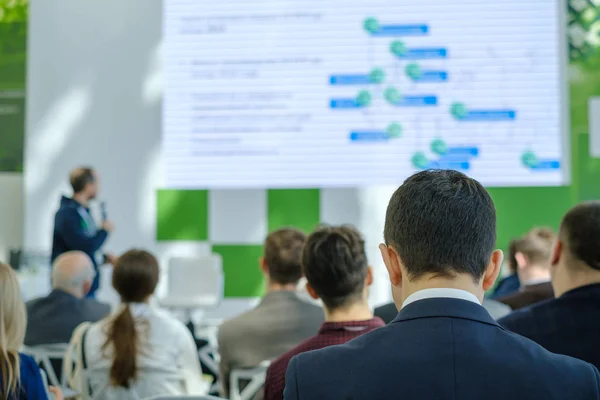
left=51, top=252, right=96, bottom=291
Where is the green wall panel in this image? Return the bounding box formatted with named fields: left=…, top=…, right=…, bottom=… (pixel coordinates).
left=267, top=189, right=320, bottom=233
left=212, top=245, right=264, bottom=297
left=156, top=190, right=208, bottom=241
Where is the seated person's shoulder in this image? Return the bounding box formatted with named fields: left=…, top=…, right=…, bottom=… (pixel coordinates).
left=498, top=297, right=555, bottom=334
left=293, top=322, right=388, bottom=366
left=80, top=298, right=111, bottom=316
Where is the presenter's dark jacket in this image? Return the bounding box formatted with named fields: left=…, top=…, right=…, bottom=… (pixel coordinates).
left=25, top=289, right=110, bottom=346
left=500, top=283, right=600, bottom=371
left=51, top=196, right=108, bottom=296
left=497, top=281, right=554, bottom=310
left=283, top=297, right=600, bottom=400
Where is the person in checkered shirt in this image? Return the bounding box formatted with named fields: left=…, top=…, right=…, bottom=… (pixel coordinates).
left=262, top=225, right=384, bottom=400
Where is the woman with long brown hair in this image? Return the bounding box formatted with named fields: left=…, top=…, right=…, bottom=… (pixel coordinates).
left=67, top=250, right=207, bottom=398
left=0, top=263, right=62, bottom=400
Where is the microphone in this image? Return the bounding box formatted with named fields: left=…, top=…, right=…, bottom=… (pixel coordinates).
left=100, top=201, right=107, bottom=222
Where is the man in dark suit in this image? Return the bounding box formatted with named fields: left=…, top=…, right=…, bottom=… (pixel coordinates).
left=284, top=170, right=600, bottom=400
left=25, top=251, right=110, bottom=346
left=497, top=227, right=555, bottom=310
left=500, top=201, right=600, bottom=370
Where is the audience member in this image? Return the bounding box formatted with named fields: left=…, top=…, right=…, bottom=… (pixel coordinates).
left=0, top=263, right=62, bottom=400
left=263, top=225, right=384, bottom=400
left=218, top=228, right=323, bottom=398
left=375, top=297, right=510, bottom=323
left=51, top=167, right=115, bottom=297
left=500, top=201, right=600, bottom=370
left=490, top=239, right=521, bottom=298
left=67, top=250, right=207, bottom=398
left=25, top=251, right=110, bottom=346
left=283, top=170, right=600, bottom=400
left=497, top=227, right=555, bottom=309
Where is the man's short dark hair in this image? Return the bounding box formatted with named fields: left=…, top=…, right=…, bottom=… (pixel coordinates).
left=70, top=167, right=95, bottom=193
left=302, top=225, right=368, bottom=310
left=264, top=228, right=307, bottom=285
left=560, top=201, right=600, bottom=271
left=384, top=169, right=496, bottom=281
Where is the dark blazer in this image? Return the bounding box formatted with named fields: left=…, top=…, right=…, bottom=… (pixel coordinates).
left=500, top=283, right=600, bottom=370
left=374, top=302, right=398, bottom=324
left=25, top=289, right=110, bottom=345
left=497, top=281, right=554, bottom=310
left=284, top=298, right=600, bottom=400
left=491, top=273, right=520, bottom=298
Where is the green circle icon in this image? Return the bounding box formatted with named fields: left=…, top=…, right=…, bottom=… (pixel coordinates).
left=384, top=87, right=401, bottom=104
left=450, top=102, right=468, bottom=120
left=369, top=68, right=386, bottom=84
left=405, top=63, right=422, bottom=80
left=521, top=151, right=538, bottom=168
left=390, top=41, right=407, bottom=57
left=431, top=138, right=448, bottom=155
left=386, top=122, right=402, bottom=138
left=356, top=90, right=372, bottom=107
left=412, top=152, right=429, bottom=169
left=364, top=17, right=380, bottom=33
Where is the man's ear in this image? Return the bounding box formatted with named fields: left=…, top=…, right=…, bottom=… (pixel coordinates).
left=305, top=282, right=319, bottom=300
left=83, top=279, right=92, bottom=296
left=365, top=266, right=374, bottom=287
left=259, top=256, right=268, bottom=274
left=483, top=249, right=504, bottom=291
left=379, top=244, right=403, bottom=287
left=515, top=252, right=528, bottom=270
left=551, top=240, right=562, bottom=266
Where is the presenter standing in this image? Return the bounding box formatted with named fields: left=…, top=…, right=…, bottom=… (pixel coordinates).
left=51, top=167, right=115, bottom=297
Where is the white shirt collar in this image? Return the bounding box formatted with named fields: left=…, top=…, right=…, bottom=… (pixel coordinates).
left=401, top=288, right=481, bottom=309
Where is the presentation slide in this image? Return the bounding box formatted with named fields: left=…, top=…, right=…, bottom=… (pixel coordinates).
left=163, top=0, right=567, bottom=188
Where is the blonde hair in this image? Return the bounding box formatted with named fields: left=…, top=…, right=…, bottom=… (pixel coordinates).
left=0, top=263, right=26, bottom=398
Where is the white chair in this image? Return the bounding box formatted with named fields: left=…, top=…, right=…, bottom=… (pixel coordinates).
left=198, top=346, right=220, bottom=394
left=160, top=255, right=224, bottom=318
left=22, top=344, right=69, bottom=388
left=229, top=362, right=270, bottom=400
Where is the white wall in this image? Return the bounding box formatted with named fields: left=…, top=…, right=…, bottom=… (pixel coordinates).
left=0, top=174, right=23, bottom=262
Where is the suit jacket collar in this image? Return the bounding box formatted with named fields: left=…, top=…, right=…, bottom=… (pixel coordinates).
left=391, top=297, right=502, bottom=329
left=561, top=283, right=600, bottom=299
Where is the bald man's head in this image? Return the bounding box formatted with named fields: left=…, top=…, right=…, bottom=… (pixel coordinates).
left=70, top=167, right=98, bottom=198
left=52, top=251, right=96, bottom=298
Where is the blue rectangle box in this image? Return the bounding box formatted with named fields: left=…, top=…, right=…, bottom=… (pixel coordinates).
left=394, top=95, right=437, bottom=107
left=349, top=131, right=389, bottom=142
left=427, top=161, right=470, bottom=170
left=397, top=48, right=447, bottom=60
left=446, top=147, right=479, bottom=157
left=330, top=99, right=362, bottom=109
left=413, top=71, right=448, bottom=82
left=330, top=75, right=371, bottom=85
left=461, top=110, right=516, bottom=121
left=531, top=160, right=560, bottom=170
left=371, top=24, right=428, bottom=36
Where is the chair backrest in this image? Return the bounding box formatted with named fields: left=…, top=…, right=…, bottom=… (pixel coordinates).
left=229, top=362, right=270, bottom=400
left=22, top=344, right=70, bottom=388
left=198, top=345, right=220, bottom=394
left=164, top=255, right=224, bottom=308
